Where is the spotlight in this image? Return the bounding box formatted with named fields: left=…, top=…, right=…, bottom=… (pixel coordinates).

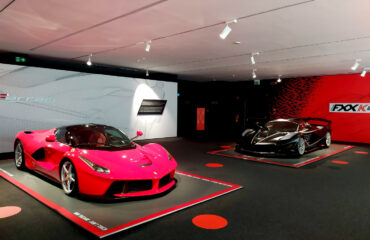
left=361, top=69, right=367, bottom=77
left=251, top=52, right=259, bottom=65
left=145, top=40, right=151, bottom=52
left=351, top=59, right=361, bottom=70
left=252, top=69, right=257, bottom=79
left=86, top=54, right=92, bottom=66
left=277, top=75, right=282, bottom=83
left=219, top=19, right=237, bottom=40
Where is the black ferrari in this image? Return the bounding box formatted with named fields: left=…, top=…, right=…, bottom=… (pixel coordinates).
left=235, top=118, right=332, bottom=156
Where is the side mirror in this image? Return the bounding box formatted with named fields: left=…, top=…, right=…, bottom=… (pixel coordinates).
left=45, top=135, right=56, bottom=142
left=130, top=130, right=143, bottom=141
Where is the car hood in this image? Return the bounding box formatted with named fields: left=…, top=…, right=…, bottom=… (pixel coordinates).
left=253, top=131, right=296, bottom=144
left=74, top=144, right=176, bottom=179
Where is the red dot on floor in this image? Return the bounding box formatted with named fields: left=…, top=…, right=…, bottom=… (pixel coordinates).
left=332, top=160, right=349, bottom=165
left=354, top=151, right=368, bottom=155
left=0, top=206, right=21, bottom=218
left=192, top=214, right=228, bottom=229
left=205, top=163, right=224, bottom=168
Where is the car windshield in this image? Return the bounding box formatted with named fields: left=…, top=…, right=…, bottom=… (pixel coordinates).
left=57, top=125, right=135, bottom=150
left=265, top=121, right=298, bottom=132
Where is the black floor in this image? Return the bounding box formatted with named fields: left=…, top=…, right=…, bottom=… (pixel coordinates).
left=1, top=138, right=370, bottom=240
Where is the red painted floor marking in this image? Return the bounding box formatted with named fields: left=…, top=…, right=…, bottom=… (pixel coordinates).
left=192, top=214, right=228, bottom=229
left=354, top=151, right=368, bottom=155
left=205, top=163, right=224, bottom=168
left=331, top=160, right=349, bottom=165
left=0, top=206, right=21, bottom=218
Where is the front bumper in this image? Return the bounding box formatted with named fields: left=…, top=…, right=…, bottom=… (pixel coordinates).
left=77, top=168, right=177, bottom=198
left=235, top=140, right=299, bottom=156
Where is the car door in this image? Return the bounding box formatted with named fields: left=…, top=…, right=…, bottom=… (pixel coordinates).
left=299, top=122, right=314, bottom=146
left=34, top=128, right=71, bottom=181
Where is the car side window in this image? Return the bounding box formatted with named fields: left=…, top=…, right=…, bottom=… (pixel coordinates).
left=298, top=122, right=306, bottom=131
left=55, top=128, right=67, bottom=144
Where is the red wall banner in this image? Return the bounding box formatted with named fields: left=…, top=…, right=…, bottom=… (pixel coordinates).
left=196, top=108, right=205, bottom=131
left=272, top=74, right=370, bottom=144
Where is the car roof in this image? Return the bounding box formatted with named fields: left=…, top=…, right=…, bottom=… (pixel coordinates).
left=57, top=123, right=111, bottom=129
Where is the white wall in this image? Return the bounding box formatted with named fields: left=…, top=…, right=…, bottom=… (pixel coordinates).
left=0, top=63, right=177, bottom=153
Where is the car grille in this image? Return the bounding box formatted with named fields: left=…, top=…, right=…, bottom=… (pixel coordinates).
left=107, top=180, right=152, bottom=195
left=159, top=173, right=172, bottom=189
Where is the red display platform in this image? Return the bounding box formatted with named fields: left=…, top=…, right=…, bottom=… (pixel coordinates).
left=0, top=160, right=242, bottom=238
left=208, top=144, right=354, bottom=168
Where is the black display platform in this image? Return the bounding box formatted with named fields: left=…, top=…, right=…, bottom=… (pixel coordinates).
left=208, top=144, right=354, bottom=168
left=0, top=160, right=241, bottom=238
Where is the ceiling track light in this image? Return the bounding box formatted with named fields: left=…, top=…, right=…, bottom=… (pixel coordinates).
left=361, top=68, right=369, bottom=77
left=251, top=52, right=260, bottom=65
left=86, top=54, right=92, bottom=66
left=145, top=40, right=152, bottom=52
left=252, top=69, right=257, bottom=79
left=277, top=75, right=282, bottom=83
left=351, top=59, right=361, bottom=70
left=219, top=19, right=238, bottom=39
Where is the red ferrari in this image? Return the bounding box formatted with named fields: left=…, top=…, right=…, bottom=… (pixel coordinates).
left=14, top=124, right=177, bottom=198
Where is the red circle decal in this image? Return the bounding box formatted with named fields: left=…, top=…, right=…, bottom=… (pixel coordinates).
left=0, top=206, right=21, bottom=218
left=354, top=151, right=368, bottom=155
left=192, top=214, right=228, bottom=229
left=331, top=160, right=349, bottom=165
left=205, top=163, right=224, bottom=168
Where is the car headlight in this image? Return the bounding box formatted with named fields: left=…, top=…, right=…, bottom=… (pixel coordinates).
left=79, top=156, right=110, bottom=174
left=164, top=148, right=173, bottom=161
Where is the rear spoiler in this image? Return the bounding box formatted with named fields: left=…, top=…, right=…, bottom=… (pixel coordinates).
left=291, top=118, right=331, bottom=127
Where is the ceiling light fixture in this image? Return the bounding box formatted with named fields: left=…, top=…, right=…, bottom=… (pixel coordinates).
left=86, top=54, right=92, bottom=66
left=351, top=59, right=361, bottom=70
left=277, top=75, right=282, bottom=83
left=361, top=68, right=368, bottom=77
left=219, top=19, right=238, bottom=40
left=145, top=40, right=152, bottom=52
left=252, top=69, right=257, bottom=79
left=251, top=52, right=260, bottom=65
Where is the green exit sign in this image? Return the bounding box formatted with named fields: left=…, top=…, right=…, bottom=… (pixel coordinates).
left=15, top=56, right=26, bottom=63
left=254, top=79, right=260, bottom=85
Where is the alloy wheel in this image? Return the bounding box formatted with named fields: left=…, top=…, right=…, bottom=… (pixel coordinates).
left=61, top=161, right=77, bottom=195
left=325, top=132, right=331, bottom=147
left=298, top=138, right=305, bottom=155
left=15, top=143, right=23, bottom=168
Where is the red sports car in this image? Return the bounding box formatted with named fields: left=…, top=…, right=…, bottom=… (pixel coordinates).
left=14, top=124, right=177, bottom=198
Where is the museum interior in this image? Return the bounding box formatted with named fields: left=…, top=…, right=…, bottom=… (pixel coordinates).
left=1, top=0, right=370, bottom=239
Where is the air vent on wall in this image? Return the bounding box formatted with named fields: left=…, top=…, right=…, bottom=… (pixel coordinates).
left=138, top=99, right=167, bottom=115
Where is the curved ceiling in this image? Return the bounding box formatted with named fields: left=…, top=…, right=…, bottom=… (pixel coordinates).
left=0, top=0, right=370, bottom=81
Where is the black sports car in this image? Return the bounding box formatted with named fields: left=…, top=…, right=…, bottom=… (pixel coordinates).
left=235, top=118, right=332, bottom=156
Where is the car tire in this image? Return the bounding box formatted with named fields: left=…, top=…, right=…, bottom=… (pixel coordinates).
left=14, top=141, right=26, bottom=170
left=324, top=132, right=331, bottom=148
left=296, top=138, right=305, bottom=156
left=60, top=160, right=79, bottom=196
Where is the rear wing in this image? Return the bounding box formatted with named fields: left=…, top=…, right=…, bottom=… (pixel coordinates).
left=291, top=118, right=331, bottom=127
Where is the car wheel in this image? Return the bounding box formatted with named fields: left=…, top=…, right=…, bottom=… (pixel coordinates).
left=60, top=160, right=78, bottom=196
left=14, top=141, right=26, bottom=170
left=324, top=132, right=331, bottom=148
left=296, top=138, right=305, bottom=156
